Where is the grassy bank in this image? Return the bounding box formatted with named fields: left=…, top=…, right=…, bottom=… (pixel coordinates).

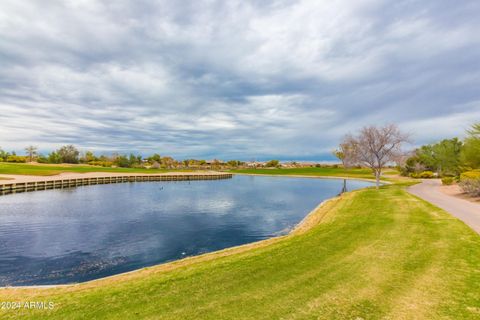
left=0, top=163, right=396, bottom=180
left=2, top=183, right=479, bottom=319
left=230, top=167, right=398, bottom=181
left=0, top=163, right=184, bottom=176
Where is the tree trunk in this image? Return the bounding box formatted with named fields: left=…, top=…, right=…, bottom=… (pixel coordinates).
left=375, top=170, right=380, bottom=189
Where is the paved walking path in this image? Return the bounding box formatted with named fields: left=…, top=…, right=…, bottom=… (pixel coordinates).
left=408, top=179, right=480, bottom=234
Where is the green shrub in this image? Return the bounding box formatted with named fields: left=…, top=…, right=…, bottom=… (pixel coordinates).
left=36, top=155, right=49, bottom=163
left=419, top=171, right=434, bottom=178
left=441, top=177, right=455, bottom=185
left=399, top=166, right=410, bottom=177
left=6, top=155, right=27, bottom=163
left=460, top=170, right=480, bottom=196
left=265, top=160, right=280, bottom=168
left=88, top=161, right=113, bottom=167
left=461, top=170, right=480, bottom=179
left=411, top=171, right=435, bottom=179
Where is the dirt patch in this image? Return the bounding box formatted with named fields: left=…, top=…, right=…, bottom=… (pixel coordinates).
left=440, top=184, right=480, bottom=204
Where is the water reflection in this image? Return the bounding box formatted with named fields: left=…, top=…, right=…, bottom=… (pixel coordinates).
left=338, top=179, right=348, bottom=195
left=0, top=176, right=374, bottom=285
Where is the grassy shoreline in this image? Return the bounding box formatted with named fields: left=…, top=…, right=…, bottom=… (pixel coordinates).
left=229, top=167, right=399, bottom=182
left=230, top=172, right=390, bottom=184
left=0, top=163, right=397, bottom=180
left=1, top=173, right=479, bottom=319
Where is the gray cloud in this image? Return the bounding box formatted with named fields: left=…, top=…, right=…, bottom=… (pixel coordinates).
left=0, top=0, right=479, bottom=160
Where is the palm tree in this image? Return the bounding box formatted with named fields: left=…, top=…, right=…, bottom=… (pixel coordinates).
left=25, top=145, right=38, bottom=162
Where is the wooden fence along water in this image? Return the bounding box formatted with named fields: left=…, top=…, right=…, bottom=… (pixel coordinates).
left=0, top=173, right=233, bottom=196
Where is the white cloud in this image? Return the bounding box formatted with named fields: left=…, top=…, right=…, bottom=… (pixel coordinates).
left=0, top=0, right=479, bottom=159
left=402, top=102, right=480, bottom=143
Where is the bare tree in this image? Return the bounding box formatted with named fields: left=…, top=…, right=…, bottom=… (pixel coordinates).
left=25, top=145, right=38, bottom=162
left=391, top=150, right=414, bottom=169
left=341, top=124, right=410, bottom=189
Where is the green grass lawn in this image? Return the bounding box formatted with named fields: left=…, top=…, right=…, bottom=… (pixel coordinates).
left=0, top=162, right=185, bottom=176
left=2, top=183, right=479, bottom=319
left=230, top=167, right=398, bottom=181
left=0, top=163, right=396, bottom=182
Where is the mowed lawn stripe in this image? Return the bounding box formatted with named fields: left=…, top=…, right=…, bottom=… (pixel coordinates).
left=1, top=186, right=479, bottom=319
left=0, top=163, right=179, bottom=176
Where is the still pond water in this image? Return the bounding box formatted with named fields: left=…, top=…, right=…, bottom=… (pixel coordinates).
left=0, top=175, right=374, bottom=285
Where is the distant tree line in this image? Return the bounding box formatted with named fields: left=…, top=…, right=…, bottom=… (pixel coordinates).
left=403, top=123, right=480, bottom=196
left=0, top=145, right=254, bottom=170
left=0, top=149, right=26, bottom=163
left=334, top=122, right=480, bottom=195
left=0, top=144, right=301, bottom=171
left=401, top=123, right=480, bottom=178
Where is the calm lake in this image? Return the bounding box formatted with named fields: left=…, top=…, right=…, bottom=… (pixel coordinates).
left=0, top=175, right=374, bottom=285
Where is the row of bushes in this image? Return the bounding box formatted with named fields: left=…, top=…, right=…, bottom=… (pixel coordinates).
left=410, top=170, right=480, bottom=195
left=410, top=171, right=435, bottom=179
left=410, top=171, right=460, bottom=187
left=459, top=170, right=480, bottom=196
left=0, top=155, right=27, bottom=163
left=86, top=161, right=114, bottom=167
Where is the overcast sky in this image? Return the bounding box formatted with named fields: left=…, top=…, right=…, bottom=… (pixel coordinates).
left=1, top=0, right=479, bottom=160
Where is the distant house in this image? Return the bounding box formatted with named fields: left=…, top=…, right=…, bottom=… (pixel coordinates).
left=280, top=162, right=297, bottom=168
left=204, top=159, right=226, bottom=165
left=298, top=162, right=317, bottom=167
left=279, top=161, right=319, bottom=168
left=245, top=161, right=265, bottom=167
